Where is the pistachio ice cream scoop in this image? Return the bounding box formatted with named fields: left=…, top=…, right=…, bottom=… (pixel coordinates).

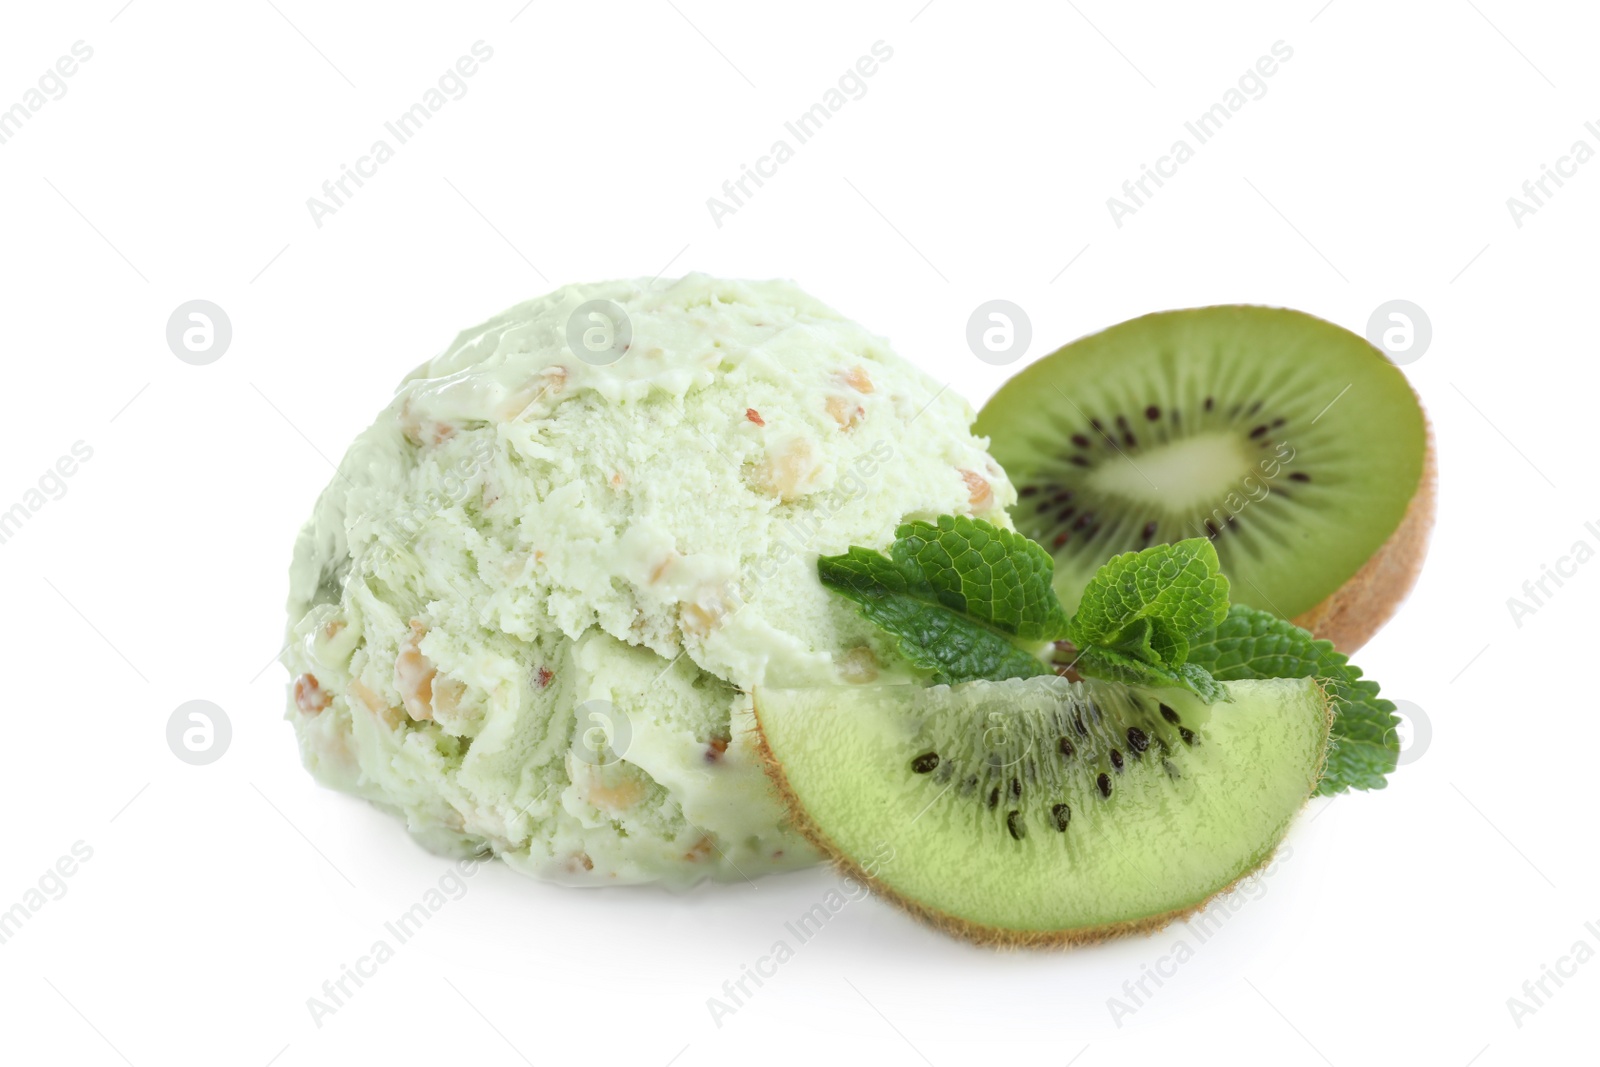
left=281, top=275, right=1013, bottom=886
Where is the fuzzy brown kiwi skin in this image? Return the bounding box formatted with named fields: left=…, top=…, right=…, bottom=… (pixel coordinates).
left=1291, top=416, right=1436, bottom=655
left=749, top=685, right=1334, bottom=950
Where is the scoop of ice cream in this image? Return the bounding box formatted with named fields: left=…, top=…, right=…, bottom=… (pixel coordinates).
left=282, top=275, right=1013, bottom=886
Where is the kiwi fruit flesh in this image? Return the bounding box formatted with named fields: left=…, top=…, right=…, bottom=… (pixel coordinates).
left=754, top=676, right=1331, bottom=947
left=975, top=306, right=1434, bottom=653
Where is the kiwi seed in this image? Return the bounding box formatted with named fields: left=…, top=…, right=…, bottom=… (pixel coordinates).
left=1051, top=803, right=1072, bottom=831
left=911, top=752, right=940, bottom=774
left=1097, top=773, right=1112, bottom=798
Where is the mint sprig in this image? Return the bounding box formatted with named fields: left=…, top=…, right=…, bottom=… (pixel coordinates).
left=819, top=518, right=1226, bottom=700
left=818, top=516, right=1399, bottom=793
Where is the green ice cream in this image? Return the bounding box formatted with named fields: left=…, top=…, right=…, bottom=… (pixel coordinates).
left=282, top=275, right=1013, bottom=886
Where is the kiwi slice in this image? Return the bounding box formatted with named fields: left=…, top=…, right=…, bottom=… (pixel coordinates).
left=754, top=676, right=1330, bottom=946
left=976, top=306, right=1434, bottom=653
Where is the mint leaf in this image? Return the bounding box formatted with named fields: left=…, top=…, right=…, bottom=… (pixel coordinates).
left=817, top=516, right=1062, bottom=684
left=1066, top=539, right=1230, bottom=662
left=889, top=516, right=1072, bottom=640
left=1187, top=605, right=1400, bottom=794
left=1063, top=539, right=1230, bottom=703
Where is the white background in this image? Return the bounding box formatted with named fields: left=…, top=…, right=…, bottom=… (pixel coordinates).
left=0, top=1, right=1594, bottom=1064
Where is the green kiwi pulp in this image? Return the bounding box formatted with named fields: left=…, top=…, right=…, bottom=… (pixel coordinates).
left=754, top=676, right=1330, bottom=946
left=975, top=306, right=1430, bottom=629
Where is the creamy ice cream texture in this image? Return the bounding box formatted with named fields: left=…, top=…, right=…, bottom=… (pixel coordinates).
left=283, top=275, right=1014, bottom=886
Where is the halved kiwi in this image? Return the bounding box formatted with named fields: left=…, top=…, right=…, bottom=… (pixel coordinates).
left=976, top=306, right=1434, bottom=653
left=754, top=676, right=1330, bottom=947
